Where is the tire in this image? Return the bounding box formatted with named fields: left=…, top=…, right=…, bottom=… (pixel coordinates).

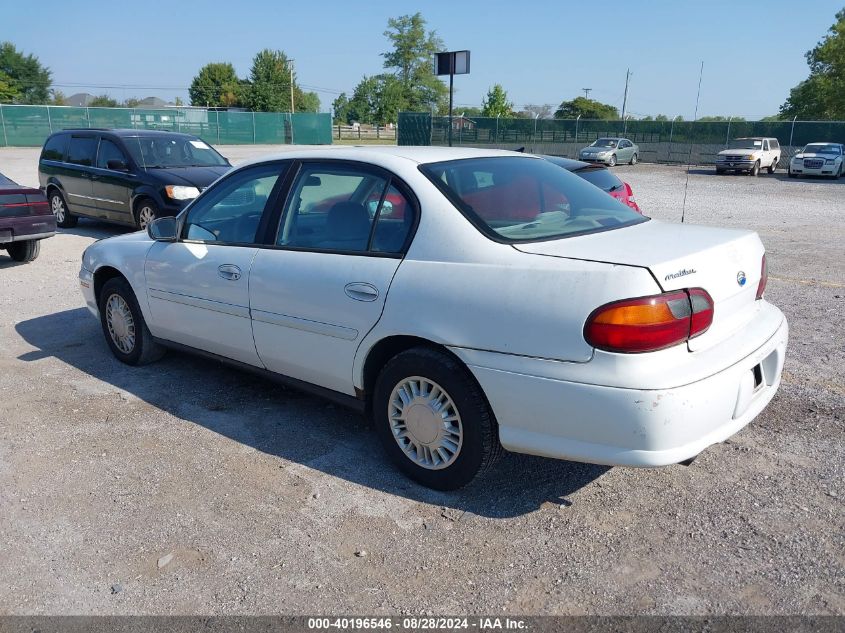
left=134, top=198, right=159, bottom=231
left=629, top=153, right=638, bottom=165
left=6, top=239, right=40, bottom=262
left=749, top=161, right=760, bottom=177
left=49, top=189, right=77, bottom=228
left=716, top=168, right=725, bottom=175
left=98, top=277, right=165, bottom=366
left=837, top=165, right=843, bottom=180
left=788, top=168, right=797, bottom=178
left=767, top=159, right=777, bottom=174
left=608, top=154, right=617, bottom=167
left=373, top=347, right=502, bottom=490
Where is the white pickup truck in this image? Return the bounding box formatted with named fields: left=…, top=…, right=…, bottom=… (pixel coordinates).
left=715, top=137, right=781, bottom=176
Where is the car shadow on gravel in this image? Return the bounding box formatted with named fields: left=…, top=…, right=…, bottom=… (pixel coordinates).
left=59, top=219, right=133, bottom=240
left=15, top=308, right=608, bottom=519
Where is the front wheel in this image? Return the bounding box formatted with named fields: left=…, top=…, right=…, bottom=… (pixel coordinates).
left=49, top=190, right=77, bottom=228
left=749, top=161, right=760, bottom=177
left=373, top=347, right=502, bottom=490
left=6, top=239, right=40, bottom=262
left=608, top=154, right=617, bottom=167
left=629, top=153, right=638, bottom=165
left=134, top=199, right=159, bottom=230
left=98, top=277, right=165, bottom=365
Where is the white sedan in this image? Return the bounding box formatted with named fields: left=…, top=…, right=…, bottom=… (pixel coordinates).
left=79, top=147, right=788, bottom=490
left=788, top=142, right=844, bottom=178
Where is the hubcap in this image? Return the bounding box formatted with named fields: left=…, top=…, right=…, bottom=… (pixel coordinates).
left=138, top=206, right=155, bottom=229
left=388, top=377, right=463, bottom=470
left=105, top=293, right=136, bottom=354
left=51, top=195, right=65, bottom=222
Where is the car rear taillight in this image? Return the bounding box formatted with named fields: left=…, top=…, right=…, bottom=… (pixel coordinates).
left=756, top=254, right=767, bottom=300
left=584, top=288, right=714, bottom=353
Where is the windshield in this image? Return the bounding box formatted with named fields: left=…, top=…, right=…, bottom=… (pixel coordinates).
left=420, top=156, right=647, bottom=242
left=802, top=143, right=842, bottom=155
left=728, top=139, right=763, bottom=150
left=590, top=138, right=618, bottom=148
left=123, top=135, right=228, bottom=168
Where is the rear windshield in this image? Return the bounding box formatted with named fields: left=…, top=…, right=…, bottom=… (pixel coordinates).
left=123, top=134, right=228, bottom=168
left=420, top=156, right=647, bottom=242
left=573, top=166, right=624, bottom=192
left=0, top=172, right=14, bottom=185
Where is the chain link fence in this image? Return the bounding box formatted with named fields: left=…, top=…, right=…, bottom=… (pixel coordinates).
left=398, top=113, right=845, bottom=164
left=0, top=104, right=333, bottom=147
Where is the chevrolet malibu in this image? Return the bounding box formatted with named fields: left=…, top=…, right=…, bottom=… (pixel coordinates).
left=79, top=147, right=788, bottom=490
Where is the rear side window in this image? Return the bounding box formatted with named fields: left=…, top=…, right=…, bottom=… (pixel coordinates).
left=421, top=156, right=647, bottom=242
left=770, top=139, right=779, bottom=149
left=67, top=136, right=97, bottom=167
left=574, top=167, right=624, bottom=193
left=41, top=134, right=67, bottom=161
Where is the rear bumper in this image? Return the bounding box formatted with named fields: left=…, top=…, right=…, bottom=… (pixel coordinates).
left=0, top=215, right=57, bottom=243
left=453, top=308, right=788, bottom=467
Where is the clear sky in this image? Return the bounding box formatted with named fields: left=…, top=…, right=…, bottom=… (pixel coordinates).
left=3, top=0, right=842, bottom=118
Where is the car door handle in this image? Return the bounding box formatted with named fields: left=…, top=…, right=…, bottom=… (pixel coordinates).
left=217, top=264, right=242, bottom=281
left=344, top=282, right=379, bottom=302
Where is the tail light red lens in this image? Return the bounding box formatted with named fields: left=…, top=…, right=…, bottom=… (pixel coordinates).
left=756, top=254, right=767, bottom=300
left=584, top=288, right=714, bottom=353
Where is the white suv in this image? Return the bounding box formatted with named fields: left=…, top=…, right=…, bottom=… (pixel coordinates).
left=715, top=137, right=781, bottom=176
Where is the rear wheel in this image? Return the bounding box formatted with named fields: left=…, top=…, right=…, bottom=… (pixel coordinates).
left=749, top=161, right=760, bottom=177
left=98, top=277, right=165, bottom=365
left=373, top=347, right=502, bottom=490
left=629, top=153, right=638, bottom=165
left=49, top=190, right=77, bottom=228
left=6, top=239, right=40, bottom=262
left=608, top=154, right=617, bottom=167
left=767, top=159, right=777, bottom=174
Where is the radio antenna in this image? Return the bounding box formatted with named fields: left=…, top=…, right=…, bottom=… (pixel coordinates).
left=681, top=61, right=704, bottom=224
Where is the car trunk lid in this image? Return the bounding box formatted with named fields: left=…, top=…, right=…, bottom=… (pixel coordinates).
left=513, top=220, right=766, bottom=351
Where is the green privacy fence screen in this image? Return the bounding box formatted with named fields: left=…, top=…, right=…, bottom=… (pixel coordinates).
left=0, top=105, right=332, bottom=147
left=397, top=112, right=845, bottom=164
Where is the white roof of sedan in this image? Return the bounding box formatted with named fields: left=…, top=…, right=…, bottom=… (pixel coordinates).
left=235, top=145, right=534, bottom=170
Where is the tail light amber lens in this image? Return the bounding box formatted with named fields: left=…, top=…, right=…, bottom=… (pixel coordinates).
left=756, top=254, right=767, bottom=300
left=584, top=288, right=714, bottom=353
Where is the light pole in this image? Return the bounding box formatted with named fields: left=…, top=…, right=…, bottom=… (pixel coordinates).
left=533, top=112, right=540, bottom=152
left=668, top=115, right=681, bottom=163
left=788, top=115, right=798, bottom=155
left=575, top=113, right=581, bottom=147
left=495, top=113, right=500, bottom=144
left=725, top=116, right=733, bottom=147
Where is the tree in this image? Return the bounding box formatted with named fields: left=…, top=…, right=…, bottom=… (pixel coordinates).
left=0, top=42, right=51, bottom=104
left=332, top=93, right=350, bottom=123
left=347, top=74, right=405, bottom=124
left=521, top=104, right=553, bottom=119
left=458, top=107, right=483, bottom=118
left=297, top=90, right=320, bottom=112
left=554, top=96, right=619, bottom=119
left=780, top=8, right=845, bottom=119
left=382, top=13, right=448, bottom=113
left=189, top=62, right=244, bottom=108
left=124, top=97, right=141, bottom=108
left=246, top=49, right=297, bottom=112
left=174, top=96, right=184, bottom=106
left=698, top=115, right=746, bottom=122
left=89, top=94, right=118, bottom=107
left=481, top=84, right=514, bottom=117
left=50, top=89, right=66, bottom=105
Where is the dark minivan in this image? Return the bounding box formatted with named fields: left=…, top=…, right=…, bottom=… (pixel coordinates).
left=38, top=129, right=231, bottom=229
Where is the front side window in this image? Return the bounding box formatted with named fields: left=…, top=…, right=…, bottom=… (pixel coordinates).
left=183, top=164, right=285, bottom=244
left=67, top=136, right=97, bottom=166
left=124, top=134, right=228, bottom=168
left=96, top=139, right=128, bottom=169
left=421, top=156, right=647, bottom=243
left=42, top=134, right=67, bottom=161
left=277, top=164, right=413, bottom=254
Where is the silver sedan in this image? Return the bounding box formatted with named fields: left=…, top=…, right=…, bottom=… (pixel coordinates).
left=579, top=137, right=639, bottom=166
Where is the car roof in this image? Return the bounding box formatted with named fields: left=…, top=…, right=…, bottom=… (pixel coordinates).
left=539, top=155, right=592, bottom=171
left=234, top=145, right=541, bottom=169
left=55, top=128, right=197, bottom=139
left=734, top=137, right=778, bottom=141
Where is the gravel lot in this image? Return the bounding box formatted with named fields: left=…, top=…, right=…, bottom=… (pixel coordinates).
left=0, top=146, right=843, bottom=616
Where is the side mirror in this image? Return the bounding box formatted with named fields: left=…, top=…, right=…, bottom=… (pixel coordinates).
left=147, top=216, right=178, bottom=241
left=107, top=159, right=129, bottom=171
